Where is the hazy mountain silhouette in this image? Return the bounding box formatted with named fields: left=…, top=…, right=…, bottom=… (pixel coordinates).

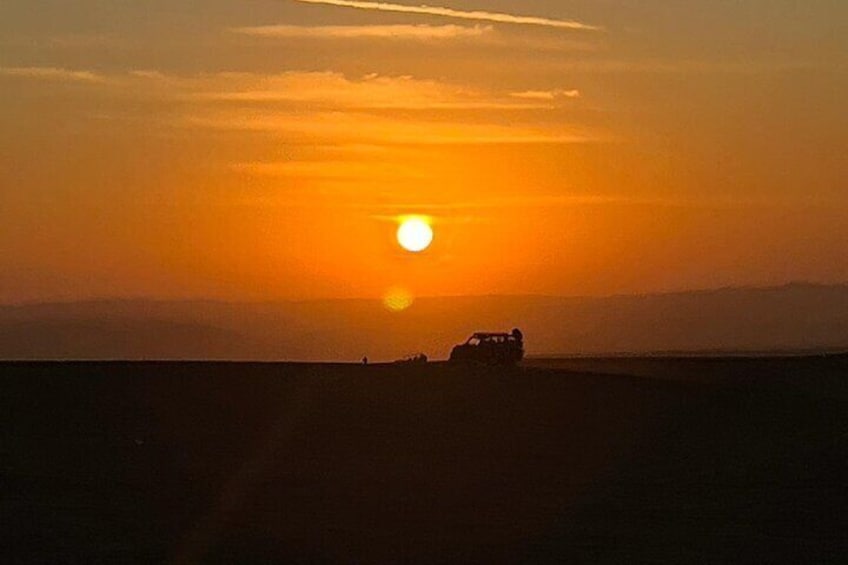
left=2, top=283, right=847, bottom=361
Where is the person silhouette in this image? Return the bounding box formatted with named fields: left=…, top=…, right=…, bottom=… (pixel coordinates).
left=362, top=356, right=368, bottom=366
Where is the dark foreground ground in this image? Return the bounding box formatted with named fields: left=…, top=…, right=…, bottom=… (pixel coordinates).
left=1, top=357, right=847, bottom=563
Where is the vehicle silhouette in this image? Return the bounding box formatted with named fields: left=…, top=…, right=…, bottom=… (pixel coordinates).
left=449, top=329, right=524, bottom=366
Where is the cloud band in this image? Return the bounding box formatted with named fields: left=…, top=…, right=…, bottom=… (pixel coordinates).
left=292, top=0, right=599, bottom=31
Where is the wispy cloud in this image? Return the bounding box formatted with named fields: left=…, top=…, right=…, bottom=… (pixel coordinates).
left=0, top=66, right=104, bottom=83
left=232, top=23, right=491, bottom=40
left=510, top=89, right=581, bottom=100
left=128, top=70, right=169, bottom=80
left=185, top=110, right=598, bottom=145
left=184, top=71, right=552, bottom=110
left=0, top=66, right=600, bottom=147
left=230, top=160, right=424, bottom=179
left=1, top=67, right=562, bottom=111
left=292, top=0, right=600, bottom=31
left=538, top=59, right=840, bottom=75
left=365, top=193, right=676, bottom=212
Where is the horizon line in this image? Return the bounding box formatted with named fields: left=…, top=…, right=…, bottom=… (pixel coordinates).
left=2, top=280, right=846, bottom=308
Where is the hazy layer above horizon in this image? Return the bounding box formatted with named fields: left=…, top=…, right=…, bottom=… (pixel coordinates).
left=2, top=284, right=847, bottom=362
left=1, top=1, right=847, bottom=304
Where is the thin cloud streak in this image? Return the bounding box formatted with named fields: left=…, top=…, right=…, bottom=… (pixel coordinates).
left=0, top=66, right=104, bottom=83
left=365, top=193, right=675, bottom=211
left=232, top=23, right=492, bottom=39
left=230, top=160, right=425, bottom=180
left=0, top=66, right=601, bottom=146
left=292, top=0, right=600, bottom=31
left=511, top=89, right=581, bottom=100
left=179, top=71, right=552, bottom=110
left=0, top=67, right=561, bottom=110
left=188, top=111, right=597, bottom=145
left=235, top=193, right=678, bottom=212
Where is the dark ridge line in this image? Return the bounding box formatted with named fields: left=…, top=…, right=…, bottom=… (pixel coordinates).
left=3, top=280, right=848, bottom=308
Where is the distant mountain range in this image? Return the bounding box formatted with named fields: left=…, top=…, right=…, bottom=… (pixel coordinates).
left=2, top=283, right=847, bottom=361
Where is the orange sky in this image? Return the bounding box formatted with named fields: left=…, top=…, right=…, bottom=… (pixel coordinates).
left=1, top=1, right=846, bottom=303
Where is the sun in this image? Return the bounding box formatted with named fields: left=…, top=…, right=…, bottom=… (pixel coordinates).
left=397, top=217, right=433, bottom=253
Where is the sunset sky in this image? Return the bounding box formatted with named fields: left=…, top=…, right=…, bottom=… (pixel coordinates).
left=2, top=1, right=846, bottom=304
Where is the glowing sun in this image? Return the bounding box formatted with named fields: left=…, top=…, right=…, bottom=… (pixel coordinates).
left=397, top=217, right=433, bottom=253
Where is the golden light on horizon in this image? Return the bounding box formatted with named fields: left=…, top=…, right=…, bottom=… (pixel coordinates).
left=397, top=217, right=433, bottom=253
left=383, top=287, right=414, bottom=312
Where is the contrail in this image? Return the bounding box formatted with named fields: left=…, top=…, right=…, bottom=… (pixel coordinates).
left=233, top=24, right=492, bottom=39
left=292, top=0, right=600, bottom=31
